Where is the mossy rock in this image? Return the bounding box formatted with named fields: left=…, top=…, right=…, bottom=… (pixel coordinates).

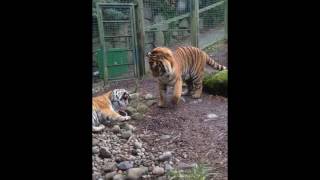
left=203, top=70, right=228, bottom=97
left=136, top=103, right=149, bottom=113
left=131, top=113, right=144, bottom=121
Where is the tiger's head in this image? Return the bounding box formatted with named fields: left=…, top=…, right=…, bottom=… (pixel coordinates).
left=110, top=89, right=130, bottom=111
left=146, top=47, right=174, bottom=77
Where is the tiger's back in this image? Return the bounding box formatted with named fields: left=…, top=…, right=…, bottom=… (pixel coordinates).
left=146, top=46, right=226, bottom=106
left=174, top=46, right=226, bottom=80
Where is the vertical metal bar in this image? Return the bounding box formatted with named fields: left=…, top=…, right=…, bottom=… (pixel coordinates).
left=135, top=0, right=146, bottom=78
left=224, top=0, right=228, bottom=39
left=130, top=5, right=138, bottom=78
left=96, top=3, right=108, bottom=82
left=191, top=0, right=199, bottom=47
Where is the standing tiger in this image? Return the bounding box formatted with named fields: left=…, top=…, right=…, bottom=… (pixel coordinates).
left=92, top=89, right=131, bottom=132
left=146, top=46, right=227, bottom=107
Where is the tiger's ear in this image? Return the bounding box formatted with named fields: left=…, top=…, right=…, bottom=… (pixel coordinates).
left=146, top=52, right=151, bottom=58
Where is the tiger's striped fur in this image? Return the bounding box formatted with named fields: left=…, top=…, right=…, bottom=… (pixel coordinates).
left=92, top=89, right=131, bottom=132
left=146, top=46, right=226, bottom=107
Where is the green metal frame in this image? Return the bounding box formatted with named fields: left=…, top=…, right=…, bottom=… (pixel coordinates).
left=96, top=3, right=107, bottom=81
left=96, top=3, right=139, bottom=82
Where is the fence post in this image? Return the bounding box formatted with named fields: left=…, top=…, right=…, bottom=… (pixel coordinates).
left=96, top=3, right=108, bottom=82
left=191, top=0, right=199, bottom=47
left=224, top=0, right=228, bottom=39
left=135, top=0, right=145, bottom=78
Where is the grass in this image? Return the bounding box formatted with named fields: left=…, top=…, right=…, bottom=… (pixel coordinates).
left=167, top=164, right=210, bottom=180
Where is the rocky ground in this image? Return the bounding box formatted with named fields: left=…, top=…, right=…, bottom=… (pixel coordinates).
left=92, top=41, right=228, bottom=180
left=92, top=79, right=227, bottom=180
left=92, top=91, right=172, bottom=180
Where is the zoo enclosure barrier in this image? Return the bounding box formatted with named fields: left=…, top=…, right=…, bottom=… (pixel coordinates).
left=92, top=0, right=227, bottom=82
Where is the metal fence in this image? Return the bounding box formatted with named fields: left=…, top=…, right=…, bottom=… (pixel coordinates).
left=143, top=0, right=192, bottom=52
left=92, top=0, right=227, bottom=82
left=199, top=0, right=226, bottom=48
left=93, top=0, right=136, bottom=82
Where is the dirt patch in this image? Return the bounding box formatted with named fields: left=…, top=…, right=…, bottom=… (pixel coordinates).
left=93, top=42, right=228, bottom=180
left=96, top=77, right=228, bottom=180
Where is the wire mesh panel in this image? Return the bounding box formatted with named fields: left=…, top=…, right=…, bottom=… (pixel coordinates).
left=92, top=0, right=227, bottom=80
left=142, top=0, right=226, bottom=73
left=93, top=14, right=103, bottom=82
left=96, top=3, right=138, bottom=81
left=199, top=0, right=225, bottom=48
left=143, top=0, right=193, bottom=53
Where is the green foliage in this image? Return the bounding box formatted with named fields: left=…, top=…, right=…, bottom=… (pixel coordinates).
left=203, top=70, right=228, bottom=97
left=167, top=164, right=209, bottom=180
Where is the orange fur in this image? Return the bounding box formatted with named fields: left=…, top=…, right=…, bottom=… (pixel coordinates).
left=147, top=46, right=226, bottom=107
left=92, top=91, right=128, bottom=122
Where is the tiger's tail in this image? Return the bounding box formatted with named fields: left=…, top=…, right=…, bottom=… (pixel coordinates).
left=206, top=54, right=227, bottom=71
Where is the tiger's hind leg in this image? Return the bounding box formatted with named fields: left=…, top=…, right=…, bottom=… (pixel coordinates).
left=92, top=124, right=105, bottom=132
left=182, top=80, right=193, bottom=96
left=190, top=73, right=204, bottom=99
left=191, top=82, right=203, bottom=99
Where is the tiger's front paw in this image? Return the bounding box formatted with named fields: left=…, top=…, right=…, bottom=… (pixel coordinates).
left=191, top=94, right=201, bottom=99
left=171, top=96, right=180, bottom=106
left=118, top=115, right=131, bottom=121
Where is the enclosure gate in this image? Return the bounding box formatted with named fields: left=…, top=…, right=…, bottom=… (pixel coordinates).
left=96, top=3, right=138, bottom=81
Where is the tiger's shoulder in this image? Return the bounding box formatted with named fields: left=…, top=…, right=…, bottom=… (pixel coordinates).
left=92, top=91, right=112, bottom=109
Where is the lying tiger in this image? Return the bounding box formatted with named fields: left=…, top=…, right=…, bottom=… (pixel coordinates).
left=92, top=89, right=131, bottom=132
left=146, top=46, right=227, bottom=107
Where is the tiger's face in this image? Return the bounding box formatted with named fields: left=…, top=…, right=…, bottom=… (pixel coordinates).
left=146, top=47, right=173, bottom=77
left=111, top=89, right=130, bottom=111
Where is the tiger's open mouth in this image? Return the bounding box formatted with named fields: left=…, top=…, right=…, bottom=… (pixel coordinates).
left=121, top=93, right=129, bottom=101
left=118, top=93, right=129, bottom=112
